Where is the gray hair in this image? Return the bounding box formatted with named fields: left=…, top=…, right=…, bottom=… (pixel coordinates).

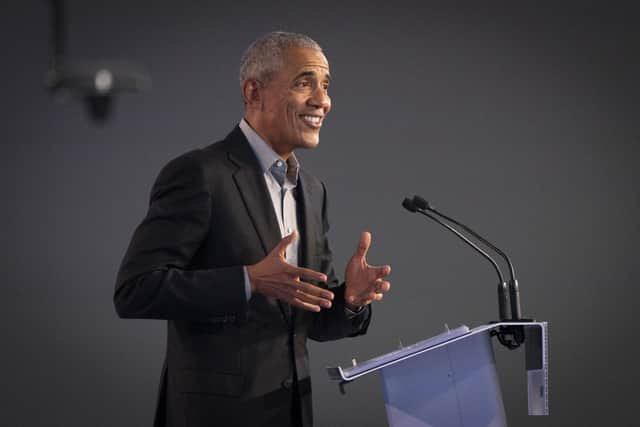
left=239, top=31, right=323, bottom=87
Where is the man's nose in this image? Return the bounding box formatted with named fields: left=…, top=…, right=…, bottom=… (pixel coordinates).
left=308, top=87, right=331, bottom=113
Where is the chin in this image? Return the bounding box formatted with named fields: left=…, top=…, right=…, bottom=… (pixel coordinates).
left=300, top=131, right=321, bottom=148
left=298, top=139, right=320, bottom=150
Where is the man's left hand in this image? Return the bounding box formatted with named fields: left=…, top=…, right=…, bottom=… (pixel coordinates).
left=344, top=231, right=391, bottom=310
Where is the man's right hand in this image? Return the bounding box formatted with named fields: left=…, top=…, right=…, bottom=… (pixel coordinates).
left=247, top=231, right=334, bottom=312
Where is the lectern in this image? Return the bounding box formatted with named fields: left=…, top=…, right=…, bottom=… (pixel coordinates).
left=331, top=196, right=552, bottom=425
left=327, top=321, right=548, bottom=427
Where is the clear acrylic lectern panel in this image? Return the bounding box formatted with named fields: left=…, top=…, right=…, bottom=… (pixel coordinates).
left=381, top=330, right=506, bottom=427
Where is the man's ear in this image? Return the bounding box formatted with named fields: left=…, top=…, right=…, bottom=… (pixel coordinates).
left=242, top=79, right=262, bottom=108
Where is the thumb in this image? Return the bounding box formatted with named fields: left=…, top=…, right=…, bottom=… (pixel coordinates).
left=273, top=230, right=298, bottom=257
left=354, top=231, right=372, bottom=259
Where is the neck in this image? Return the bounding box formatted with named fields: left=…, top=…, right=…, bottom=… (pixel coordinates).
left=243, top=115, right=293, bottom=160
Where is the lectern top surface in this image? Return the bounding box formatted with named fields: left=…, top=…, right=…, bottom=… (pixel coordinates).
left=341, top=325, right=470, bottom=378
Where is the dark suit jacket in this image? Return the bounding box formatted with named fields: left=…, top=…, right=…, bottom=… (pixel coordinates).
left=114, top=126, right=371, bottom=427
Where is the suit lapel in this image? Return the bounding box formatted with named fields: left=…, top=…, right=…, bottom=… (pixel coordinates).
left=293, top=171, right=319, bottom=331
left=226, top=126, right=294, bottom=327
left=297, top=171, right=316, bottom=270
left=227, top=127, right=282, bottom=256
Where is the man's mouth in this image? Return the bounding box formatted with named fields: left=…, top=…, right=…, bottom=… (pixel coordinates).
left=299, top=114, right=323, bottom=129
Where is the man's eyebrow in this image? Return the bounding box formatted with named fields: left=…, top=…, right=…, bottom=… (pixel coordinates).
left=294, top=70, right=332, bottom=82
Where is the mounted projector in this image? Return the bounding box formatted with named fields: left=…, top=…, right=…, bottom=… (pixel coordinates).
left=45, top=0, right=151, bottom=121
left=45, top=60, right=151, bottom=120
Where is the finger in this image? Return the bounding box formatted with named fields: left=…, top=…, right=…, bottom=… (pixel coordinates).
left=354, top=289, right=381, bottom=304
left=369, top=264, right=391, bottom=280
left=362, top=278, right=388, bottom=294
left=261, top=275, right=334, bottom=300
left=366, top=291, right=379, bottom=301
left=261, top=281, right=326, bottom=311
left=290, top=297, right=322, bottom=312
left=353, top=231, right=372, bottom=259
left=288, top=279, right=335, bottom=301
left=272, top=230, right=298, bottom=257
left=348, top=292, right=374, bottom=306
left=370, top=280, right=390, bottom=293
left=378, top=280, right=391, bottom=293
left=288, top=265, right=328, bottom=284
left=286, top=287, right=333, bottom=309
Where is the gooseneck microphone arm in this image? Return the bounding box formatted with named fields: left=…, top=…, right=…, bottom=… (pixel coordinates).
left=412, top=196, right=522, bottom=320
left=412, top=196, right=515, bottom=280
left=402, top=198, right=505, bottom=282
left=402, top=198, right=510, bottom=322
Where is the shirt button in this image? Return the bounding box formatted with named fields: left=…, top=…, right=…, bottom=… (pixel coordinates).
left=276, top=160, right=283, bottom=167
left=281, top=378, right=293, bottom=390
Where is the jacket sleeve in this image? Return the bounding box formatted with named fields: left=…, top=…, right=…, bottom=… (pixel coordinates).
left=308, top=182, right=371, bottom=342
left=113, top=151, right=247, bottom=321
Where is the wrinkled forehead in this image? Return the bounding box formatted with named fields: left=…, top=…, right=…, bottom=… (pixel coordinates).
left=281, top=47, right=330, bottom=77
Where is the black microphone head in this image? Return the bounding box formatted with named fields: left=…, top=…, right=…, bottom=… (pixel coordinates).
left=402, top=197, right=418, bottom=212
left=412, top=195, right=431, bottom=211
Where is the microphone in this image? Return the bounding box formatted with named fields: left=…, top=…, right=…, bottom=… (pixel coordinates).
left=412, top=196, right=522, bottom=321
left=402, top=198, right=510, bottom=321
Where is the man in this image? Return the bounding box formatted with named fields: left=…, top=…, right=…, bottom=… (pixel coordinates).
left=114, top=31, right=391, bottom=427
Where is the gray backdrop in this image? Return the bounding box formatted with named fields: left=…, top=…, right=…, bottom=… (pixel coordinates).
left=2, top=1, right=638, bottom=426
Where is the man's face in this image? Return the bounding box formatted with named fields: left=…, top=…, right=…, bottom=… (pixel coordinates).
left=253, top=47, right=331, bottom=155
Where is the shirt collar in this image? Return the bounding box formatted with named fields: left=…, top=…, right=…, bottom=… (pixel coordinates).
left=239, top=118, right=299, bottom=184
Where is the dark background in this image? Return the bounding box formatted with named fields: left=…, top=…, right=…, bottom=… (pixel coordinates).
left=2, top=1, right=638, bottom=426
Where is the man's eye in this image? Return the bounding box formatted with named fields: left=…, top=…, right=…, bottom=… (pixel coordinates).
left=295, top=80, right=311, bottom=88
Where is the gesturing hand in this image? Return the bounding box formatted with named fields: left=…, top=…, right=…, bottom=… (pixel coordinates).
left=247, top=231, right=334, bottom=312
left=344, top=231, right=391, bottom=310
